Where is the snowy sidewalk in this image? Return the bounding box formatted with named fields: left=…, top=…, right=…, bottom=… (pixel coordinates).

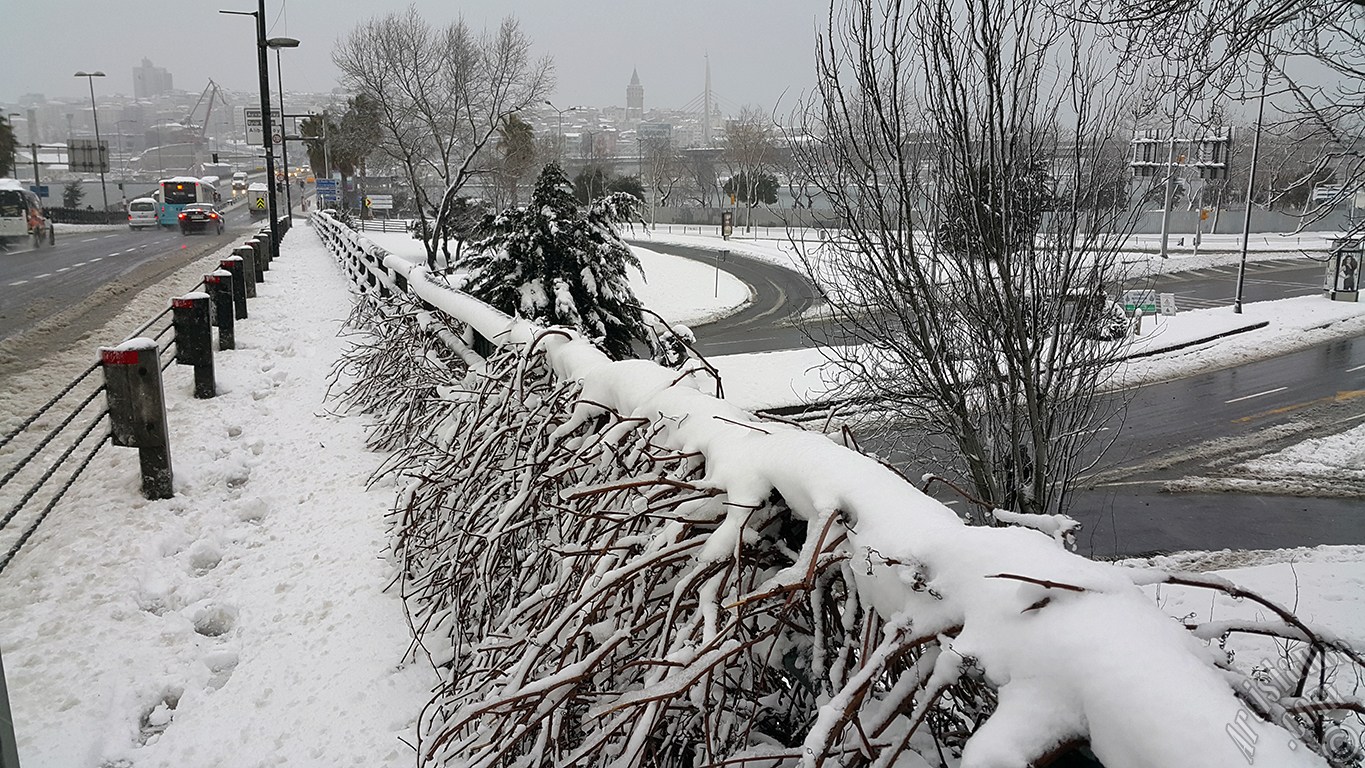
left=0, top=224, right=433, bottom=767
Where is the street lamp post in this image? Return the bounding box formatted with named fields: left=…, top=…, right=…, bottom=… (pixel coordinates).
left=268, top=37, right=300, bottom=218
left=115, top=119, right=138, bottom=196
left=544, top=101, right=582, bottom=161
left=4, top=113, right=17, bottom=182
left=1234, top=55, right=1271, bottom=315
left=221, top=3, right=281, bottom=260
left=74, top=70, right=110, bottom=212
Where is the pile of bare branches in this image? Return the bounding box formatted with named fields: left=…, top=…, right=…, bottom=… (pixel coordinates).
left=353, top=323, right=1008, bottom=765
left=325, top=281, right=1362, bottom=767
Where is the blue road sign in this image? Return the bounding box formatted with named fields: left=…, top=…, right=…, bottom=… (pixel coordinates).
left=314, top=178, right=339, bottom=205
left=30, top=185, right=49, bottom=198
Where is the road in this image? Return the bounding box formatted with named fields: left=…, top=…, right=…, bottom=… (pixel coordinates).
left=0, top=199, right=266, bottom=355
left=632, top=240, right=1364, bottom=556
left=632, top=240, right=821, bottom=355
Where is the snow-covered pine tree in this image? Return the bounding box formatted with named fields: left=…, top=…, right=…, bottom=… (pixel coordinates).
left=460, top=163, right=651, bottom=360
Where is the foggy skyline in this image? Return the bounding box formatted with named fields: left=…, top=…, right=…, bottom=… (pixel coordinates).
left=0, top=0, right=825, bottom=116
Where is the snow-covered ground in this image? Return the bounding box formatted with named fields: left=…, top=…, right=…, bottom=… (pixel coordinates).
left=0, top=220, right=1360, bottom=765
left=0, top=228, right=435, bottom=767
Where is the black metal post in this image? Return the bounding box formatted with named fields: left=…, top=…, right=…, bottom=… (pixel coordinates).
left=172, top=293, right=215, bottom=399
left=236, top=244, right=263, bottom=283
left=0, top=644, right=19, bottom=768
left=100, top=340, right=173, bottom=500
left=205, top=270, right=235, bottom=350
left=219, top=257, right=249, bottom=319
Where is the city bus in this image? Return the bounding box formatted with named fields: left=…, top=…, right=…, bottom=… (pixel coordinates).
left=0, top=178, right=53, bottom=248
left=157, top=176, right=218, bottom=226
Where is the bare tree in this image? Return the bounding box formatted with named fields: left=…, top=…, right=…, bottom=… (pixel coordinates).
left=1081, top=0, right=1365, bottom=228
left=334, top=5, right=554, bottom=268
left=788, top=0, right=1150, bottom=516
left=640, top=135, right=685, bottom=217
left=723, top=105, right=781, bottom=229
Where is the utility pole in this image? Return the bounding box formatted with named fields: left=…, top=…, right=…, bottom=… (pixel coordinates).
left=1234, top=56, right=1270, bottom=315
left=221, top=2, right=282, bottom=260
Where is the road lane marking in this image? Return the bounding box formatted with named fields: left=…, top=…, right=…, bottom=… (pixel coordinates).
left=82, top=237, right=98, bottom=242
left=1234, top=389, right=1365, bottom=423
left=34, top=273, right=52, bottom=279
left=7, top=280, right=28, bottom=286
left=90, top=256, right=103, bottom=262
left=1348, top=363, right=1365, bottom=373
left=1224, top=387, right=1287, bottom=404
left=56, top=267, right=71, bottom=273
left=104, top=233, right=118, bottom=238
left=72, top=261, right=87, bottom=267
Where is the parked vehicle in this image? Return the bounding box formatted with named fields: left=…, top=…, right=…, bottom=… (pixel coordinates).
left=0, top=178, right=53, bottom=248
left=158, top=176, right=218, bottom=227
left=178, top=202, right=225, bottom=235
left=127, top=197, right=159, bottom=230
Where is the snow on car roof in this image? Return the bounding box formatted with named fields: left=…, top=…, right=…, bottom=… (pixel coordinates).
left=0, top=178, right=27, bottom=191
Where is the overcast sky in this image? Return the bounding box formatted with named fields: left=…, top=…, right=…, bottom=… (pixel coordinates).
left=1, top=0, right=825, bottom=114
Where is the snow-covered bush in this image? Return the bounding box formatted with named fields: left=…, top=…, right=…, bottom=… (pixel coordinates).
left=459, top=163, right=652, bottom=361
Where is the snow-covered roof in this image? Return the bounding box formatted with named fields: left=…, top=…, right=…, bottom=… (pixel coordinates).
left=0, top=178, right=26, bottom=192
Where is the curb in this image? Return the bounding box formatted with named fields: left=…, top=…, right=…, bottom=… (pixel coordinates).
left=1120, top=320, right=1270, bottom=360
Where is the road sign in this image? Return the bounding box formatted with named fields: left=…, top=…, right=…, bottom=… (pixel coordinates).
left=254, top=197, right=267, bottom=210
left=1159, top=292, right=1177, bottom=316
left=365, top=194, right=393, bottom=210
left=29, top=185, right=49, bottom=198
left=314, top=178, right=339, bottom=205
left=1122, top=289, right=1157, bottom=314
left=67, top=138, right=109, bottom=173
left=244, top=107, right=282, bottom=147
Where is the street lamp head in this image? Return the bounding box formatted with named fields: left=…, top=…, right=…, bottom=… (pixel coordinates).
left=73, top=71, right=106, bottom=78
left=266, top=37, right=300, bottom=49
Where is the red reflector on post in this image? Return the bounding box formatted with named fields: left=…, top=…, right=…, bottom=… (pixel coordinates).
left=172, top=298, right=195, bottom=309
left=101, top=349, right=141, bottom=366
left=205, top=275, right=221, bottom=284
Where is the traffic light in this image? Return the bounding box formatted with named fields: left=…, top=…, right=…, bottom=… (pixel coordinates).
left=212, top=152, right=219, bottom=164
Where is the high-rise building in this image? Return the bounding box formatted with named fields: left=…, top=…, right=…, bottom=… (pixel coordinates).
left=626, top=69, right=644, bottom=121
left=133, top=59, right=173, bottom=100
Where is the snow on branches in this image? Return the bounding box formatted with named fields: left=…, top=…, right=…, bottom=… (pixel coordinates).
left=314, top=210, right=1362, bottom=767
left=459, top=163, right=652, bottom=361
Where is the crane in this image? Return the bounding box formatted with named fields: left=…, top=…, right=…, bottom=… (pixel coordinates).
left=184, top=80, right=232, bottom=142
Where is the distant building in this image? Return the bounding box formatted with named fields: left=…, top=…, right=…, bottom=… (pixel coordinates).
left=626, top=69, right=644, bottom=121
left=133, top=59, right=173, bottom=100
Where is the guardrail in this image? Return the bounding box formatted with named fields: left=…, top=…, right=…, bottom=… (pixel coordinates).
left=355, top=217, right=410, bottom=234
left=0, top=213, right=290, bottom=768
left=309, top=208, right=1355, bottom=767
left=43, top=208, right=123, bottom=225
